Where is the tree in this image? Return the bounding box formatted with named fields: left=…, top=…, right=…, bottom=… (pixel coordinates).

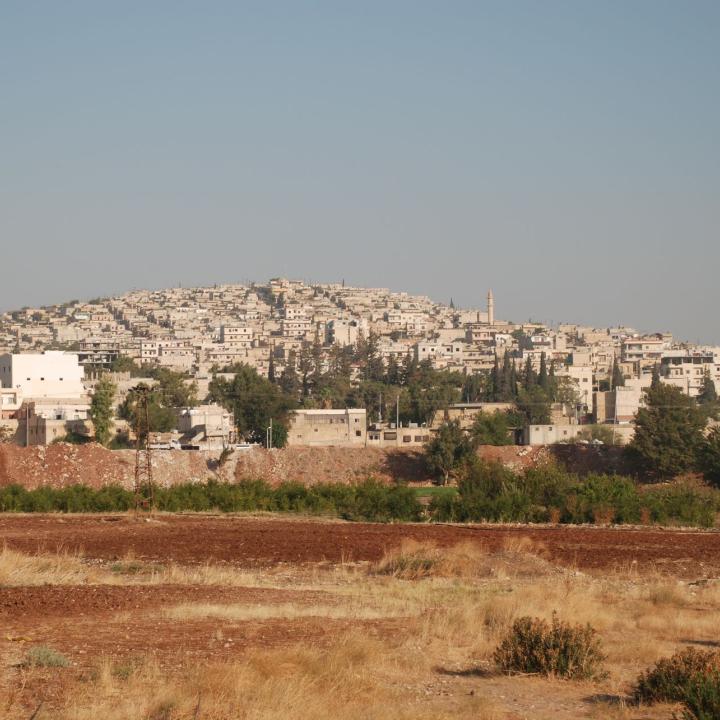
left=297, top=344, right=313, bottom=398
left=523, top=356, right=536, bottom=389
left=0, top=425, right=14, bottom=444
left=628, top=384, right=706, bottom=478
left=489, top=355, right=500, bottom=401
left=89, top=375, right=116, bottom=446
left=280, top=350, right=300, bottom=398
left=470, top=411, right=513, bottom=446
left=119, top=383, right=177, bottom=436
left=145, top=367, right=198, bottom=407
left=209, top=364, right=295, bottom=443
left=110, top=356, right=142, bottom=375
left=699, top=427, right=720, bottom=487
left=425, top=420, right=472, bottom=485
left=538, top=352, right=548, bottom=390
left=385, top=354, right=401, bottom=385
left=698, top=370, right=718, bottom=405
left=650, top=364, right=661, bottom=389
left=611, top=358, right=625, bottom=388
left=269, top=420, right=289, bottom=449
left=517, top=386, right=552, bottom=425
left=267, top=348, right=276, bottom=384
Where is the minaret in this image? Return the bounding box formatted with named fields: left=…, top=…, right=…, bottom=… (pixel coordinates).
left=487, top=289, right=494, bottom=325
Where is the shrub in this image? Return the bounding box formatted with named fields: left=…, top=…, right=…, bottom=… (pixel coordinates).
left=682, top=669, right=720, bottom=720
left=25, top=644, right=70, bottom=668
left=494, top=613, right=606, bottom=679
left=633, top=647, right=720, bottom=705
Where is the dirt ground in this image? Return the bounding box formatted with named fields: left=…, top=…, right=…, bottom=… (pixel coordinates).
left=1, top=513, right=719, bottom=575
left=0, top=443, right=613, bottom=490
left=2, top=514, right=715, bottom=720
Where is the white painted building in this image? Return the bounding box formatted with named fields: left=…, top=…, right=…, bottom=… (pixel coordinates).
left=0, top=352, right=85, bottom=399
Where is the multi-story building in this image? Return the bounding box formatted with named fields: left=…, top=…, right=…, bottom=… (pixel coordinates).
left=0, top=351, right=85, bottom=399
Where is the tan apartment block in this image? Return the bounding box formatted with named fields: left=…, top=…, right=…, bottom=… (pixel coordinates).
left=287, top=408, right=367, bottom=447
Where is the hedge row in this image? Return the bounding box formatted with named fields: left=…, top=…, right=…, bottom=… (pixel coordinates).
left=0, top=479, right=422, bottom=523
left=430, top=460, right=720, bottom=528
left=0, top=465, right=717, bottom=527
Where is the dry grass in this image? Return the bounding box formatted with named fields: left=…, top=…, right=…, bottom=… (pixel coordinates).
left=371, top=537, right=554, bottom=580
left=3, top=538, right=713, bottom=719
left=56, top=633, right=503, bottom=720
left=164, top=599, right=417, bottom=622
left=0, top=545, right=99, bottom=586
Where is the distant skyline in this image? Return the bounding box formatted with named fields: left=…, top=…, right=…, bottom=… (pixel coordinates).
left=2, top=2, right=718, bottom=342
left=0, top=277, right=701, bottom=345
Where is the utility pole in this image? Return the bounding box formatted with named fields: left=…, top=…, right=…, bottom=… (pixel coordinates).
left=396, top=393, right=400, bottom=429
left=133, top=386, right=154, bottom=514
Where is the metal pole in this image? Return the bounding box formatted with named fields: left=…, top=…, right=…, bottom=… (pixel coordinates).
left=396, top=393, right=399, bottom=429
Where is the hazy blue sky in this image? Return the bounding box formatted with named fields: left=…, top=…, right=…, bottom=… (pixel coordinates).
left=1, top=1, right=718, bottom=341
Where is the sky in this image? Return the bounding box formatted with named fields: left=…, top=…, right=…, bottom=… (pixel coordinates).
left=1, top=1, right=719, bottom=342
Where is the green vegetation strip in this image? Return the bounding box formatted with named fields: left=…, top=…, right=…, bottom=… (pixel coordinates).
left=1, top=464, right=718, bottom=527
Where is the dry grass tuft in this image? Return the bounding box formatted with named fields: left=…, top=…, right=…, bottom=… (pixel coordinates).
left=0, top=545, right=96, bottom=586
left=371, top=538, right=554, bottom=580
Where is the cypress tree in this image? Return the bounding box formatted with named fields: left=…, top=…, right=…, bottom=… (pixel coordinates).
left=651, top=364, right=661, bottom=390
left=538, top=352, right=548, bottom=390
left=524, top=355, right=536, bottom=389
left=268, top=347, right=276, bottom=384
left=611, top=358, right=625, bottom=388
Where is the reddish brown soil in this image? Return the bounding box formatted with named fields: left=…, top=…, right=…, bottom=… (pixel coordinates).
left=1, top=443, right=621, bottom=493
left=2, top=514, right=719, bottom=576
left=0, top=584, right=330, bottom=618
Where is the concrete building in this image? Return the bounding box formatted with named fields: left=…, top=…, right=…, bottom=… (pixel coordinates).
left=660, top=352, right=719, bottom=397
left=367, top=423, right=430, bottom=447
left=429, top=402, right=518, bottom=432
left=175, top=404, right=236, bottom=449
left=522, top=424, right=581, bottom=445
left=593, top=385, right=644, bottom=424
left=0, top=388, right=22, bottom=419
left=287, top=408, right=367, bottom=447
left=17, top=398, right=91, bottom=446
left=0, top=352, right=85, bottom=399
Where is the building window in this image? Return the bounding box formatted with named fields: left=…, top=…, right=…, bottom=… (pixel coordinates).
left=355, top=430, right=362, bottom=437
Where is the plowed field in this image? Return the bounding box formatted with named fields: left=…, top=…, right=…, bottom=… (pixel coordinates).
left=1, top=513, right=719, bottom=576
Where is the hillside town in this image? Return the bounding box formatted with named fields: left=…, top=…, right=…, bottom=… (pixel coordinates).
left=1, top=278, right=718, bottom=449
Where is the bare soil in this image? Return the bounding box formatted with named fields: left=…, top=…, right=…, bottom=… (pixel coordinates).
left=1, top=513, right=718, bottom=576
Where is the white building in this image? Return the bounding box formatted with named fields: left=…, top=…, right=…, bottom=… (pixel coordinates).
left=0, top=352, right=85, bottom=399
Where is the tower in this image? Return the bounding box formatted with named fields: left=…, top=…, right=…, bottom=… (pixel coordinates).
left=487, top=289, right=494, bottom=325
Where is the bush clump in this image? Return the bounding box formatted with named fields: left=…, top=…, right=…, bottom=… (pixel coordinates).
left=634, top=647, right=720, bottom=719
left=429, top=459, right=720, bottom=528
left=494, top=613, right=606, bottom=679
left=25, top=644, right=70, bottom=668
